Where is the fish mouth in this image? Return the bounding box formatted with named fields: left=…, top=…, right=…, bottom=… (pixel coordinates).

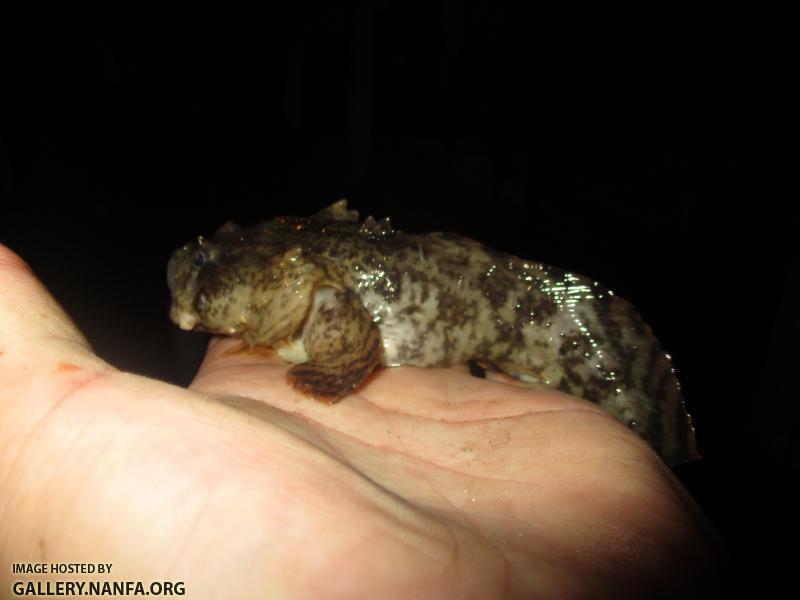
left=178, top=314, right=197, bottom=330
left=170, top=306, right=198, bottom=330
left=178, top=311, right=198, bottom=330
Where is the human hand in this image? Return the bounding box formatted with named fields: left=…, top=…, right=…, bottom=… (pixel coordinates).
left=0, top=244, right=719, bottom=599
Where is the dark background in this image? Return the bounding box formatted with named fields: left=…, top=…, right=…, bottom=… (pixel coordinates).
left=1, top=2, right=793, bottom=597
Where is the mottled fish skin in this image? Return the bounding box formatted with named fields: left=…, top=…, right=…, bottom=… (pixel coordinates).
left=167, top=200, right=699, bottom=466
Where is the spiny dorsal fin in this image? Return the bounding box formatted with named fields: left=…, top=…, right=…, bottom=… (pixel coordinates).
left=360, top=215, right=396, bottom=237
left=313, top=199, right=360, bottom=222
left=214, top=221, right=240, bottom=236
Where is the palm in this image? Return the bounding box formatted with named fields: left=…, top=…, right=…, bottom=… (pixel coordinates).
left=182, top=338, right=714, bottom=598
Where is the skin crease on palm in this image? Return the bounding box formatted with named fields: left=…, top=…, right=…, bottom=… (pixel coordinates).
left=0, top=243, right=720, bottom=599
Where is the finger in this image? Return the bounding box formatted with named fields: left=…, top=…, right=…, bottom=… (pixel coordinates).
left=191, top=336, right=289, bottom=384
left=192, top=330, right=606, bottom=427
left=189, top=336, right=295, bottom=404
left=358, top=364, right=607, bottom=420
left=203, top=336, right=282, bottom=366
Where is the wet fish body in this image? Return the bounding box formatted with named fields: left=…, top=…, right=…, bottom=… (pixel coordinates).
left=167, top=201, right=698, bottom=466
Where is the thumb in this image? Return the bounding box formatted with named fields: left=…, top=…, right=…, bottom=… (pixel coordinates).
left=0, top=242, right=114, bottom=459
left=0, top=242, right=120, bottom=559
left=0, top=243, right=100, bottom=370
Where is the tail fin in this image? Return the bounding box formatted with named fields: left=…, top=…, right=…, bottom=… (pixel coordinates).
left=627, top=347, right=699, bottom=466
left=561, top=288, right=700, bottom=466
left=574, top=293, right=700, bottom=467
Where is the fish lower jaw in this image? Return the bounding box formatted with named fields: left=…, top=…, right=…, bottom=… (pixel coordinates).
left=179, top=313, right=199, bottom=330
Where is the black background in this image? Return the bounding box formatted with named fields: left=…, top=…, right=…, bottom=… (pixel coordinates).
left=1, top=2, right=793, bottom=597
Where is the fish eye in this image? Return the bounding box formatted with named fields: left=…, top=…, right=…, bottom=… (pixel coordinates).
left=192, top=250, right=207, bottom=268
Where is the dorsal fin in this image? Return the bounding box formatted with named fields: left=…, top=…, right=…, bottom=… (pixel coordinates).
left=360, top=215, right=396, bottom=237
left=214, top=221, right=240, bottom=236
left=313, top=199, right=360, bottom=222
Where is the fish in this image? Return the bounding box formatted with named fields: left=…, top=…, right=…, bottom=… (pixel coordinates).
left=167, top=200, right=698, bottom=465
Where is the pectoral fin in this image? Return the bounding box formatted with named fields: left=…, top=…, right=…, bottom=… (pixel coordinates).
left=287, top=289, right=381, bottom=402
